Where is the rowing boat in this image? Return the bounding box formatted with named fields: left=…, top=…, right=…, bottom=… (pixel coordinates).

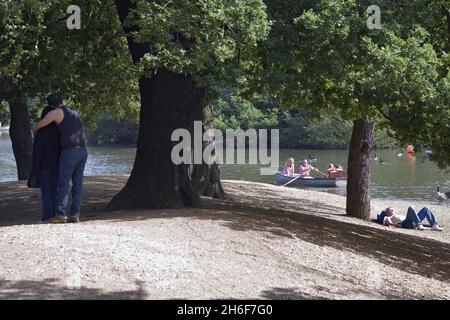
left=275, top=172, right=347, bottom=188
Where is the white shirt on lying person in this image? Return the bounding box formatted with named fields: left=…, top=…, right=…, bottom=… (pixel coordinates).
left=383, top=214, right=405, bottom=226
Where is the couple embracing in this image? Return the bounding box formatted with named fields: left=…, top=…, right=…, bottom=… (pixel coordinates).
left=29, top=95, right=88, bottom=224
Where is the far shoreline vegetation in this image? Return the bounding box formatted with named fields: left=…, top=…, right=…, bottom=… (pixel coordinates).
left=28, top=94, right=396, bottom=150
left=1, top=94, right=399, bottom=149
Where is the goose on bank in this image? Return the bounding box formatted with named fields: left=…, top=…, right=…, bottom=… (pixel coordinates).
left=437, top=185, right=450, bottom=204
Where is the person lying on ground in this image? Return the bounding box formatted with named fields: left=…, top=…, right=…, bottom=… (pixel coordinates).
left=377, top=207, right=443, bottom=231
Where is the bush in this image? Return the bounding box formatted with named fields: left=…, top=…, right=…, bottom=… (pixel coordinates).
left=213, top=93, right=396, bottom=149
left=87, top=119, right=138, bottom=145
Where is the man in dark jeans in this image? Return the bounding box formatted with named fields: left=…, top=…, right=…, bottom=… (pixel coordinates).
left=377, top=207, right=443, bottom=231
left=32, top=95, right=88, bottom=223
left=28, top=104, right=61, bottom=224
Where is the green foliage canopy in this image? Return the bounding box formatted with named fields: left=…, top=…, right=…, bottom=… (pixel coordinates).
left=249, top=0, right=450, bottom=168
left=124, top=0, right=270, bottom=94
left=0, top=0, right=139, bottom=125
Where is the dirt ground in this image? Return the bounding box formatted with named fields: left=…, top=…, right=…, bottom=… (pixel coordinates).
left=0, top=175, right=449, bottom=299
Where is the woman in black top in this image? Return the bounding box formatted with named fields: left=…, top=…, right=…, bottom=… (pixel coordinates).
left=28, top=106, right=61, bottom=223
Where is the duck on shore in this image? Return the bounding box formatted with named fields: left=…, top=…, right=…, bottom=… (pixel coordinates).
left=0, top=122, right=9, bottom=132
left=437, top=185, right=450, bottom=204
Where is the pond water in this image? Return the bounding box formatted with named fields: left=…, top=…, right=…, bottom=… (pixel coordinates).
left=1, top=134, right=448, bottom=201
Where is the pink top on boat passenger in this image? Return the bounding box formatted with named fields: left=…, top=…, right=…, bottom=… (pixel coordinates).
left=299, top=160, right=315, bottom=177
left=282, top=158, right=295, bottom=176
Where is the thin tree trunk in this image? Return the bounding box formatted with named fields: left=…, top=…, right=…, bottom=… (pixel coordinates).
left=346, top=119, right=374, bottom=220
left=9, top=98, right=32, bottom=180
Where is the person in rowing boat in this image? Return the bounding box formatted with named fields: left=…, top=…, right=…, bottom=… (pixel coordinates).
left=327, top=164, right=336, bottom=174
left=327, top=164, right=346, bottom=178
left=327, top=164, right=336, bottom=178
left=282, top=158, right=295, bottom=177
left=299, top=159, right=324, bottom=179
left=376, top=207, right=443, bottom=231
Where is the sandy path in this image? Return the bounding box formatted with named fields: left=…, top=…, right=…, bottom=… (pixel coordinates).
left=0, top=175, right=449, bottom=299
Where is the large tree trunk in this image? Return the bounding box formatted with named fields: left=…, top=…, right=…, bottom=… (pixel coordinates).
left=191, top=102, right=225, bottom=199
left=107, top=0, right=210, bottom=210
left=346, top=119, right=374, bottom=220
left=9, top=98, right=32, bottom=181
left=106, top=68, right=206, bottom=210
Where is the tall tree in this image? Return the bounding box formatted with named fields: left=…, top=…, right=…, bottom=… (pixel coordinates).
left=248, top=0, right=450, bottom=219
left=106, top=0, right=269, bottom=210
left=0, top=0, right=139, bottom=179
left=0, top=0, right=49, bottom=180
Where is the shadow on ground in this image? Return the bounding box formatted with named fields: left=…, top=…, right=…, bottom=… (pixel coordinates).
left=0, top=278, right=147, bottom=299
left=259, top=287, right=329, bottom=300
left=257, top=286, right=405, bottom=300
left=1, top=175, right=449, bottom=285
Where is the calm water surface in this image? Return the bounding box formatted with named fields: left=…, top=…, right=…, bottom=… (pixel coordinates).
left=1, top=134, right=448, bottom=201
